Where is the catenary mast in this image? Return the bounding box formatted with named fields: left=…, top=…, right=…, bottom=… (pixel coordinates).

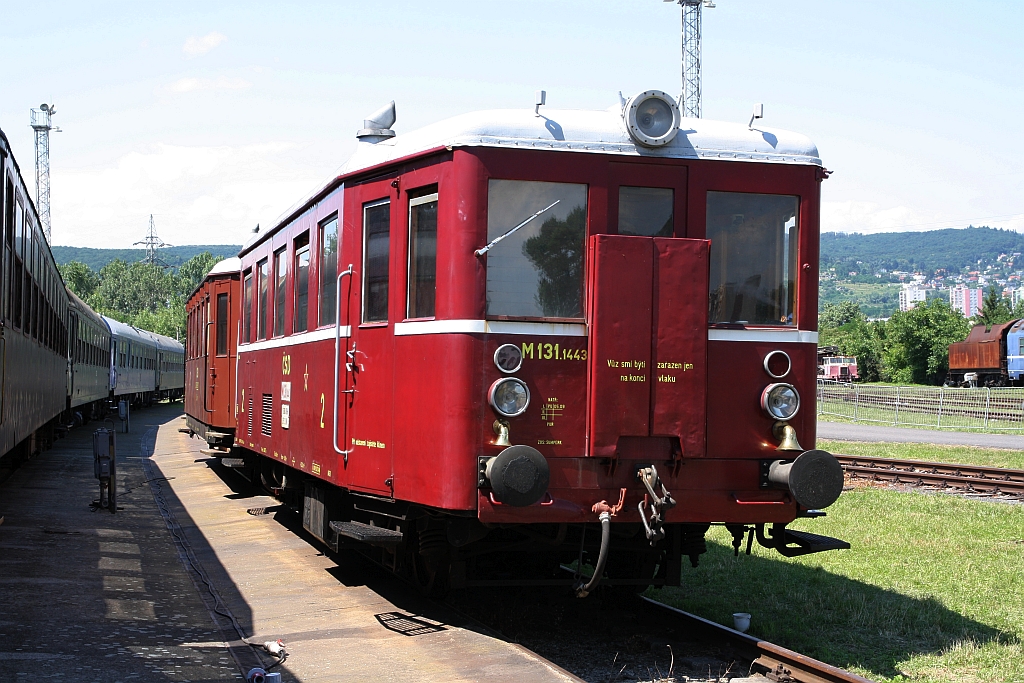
left=665, top=0, right=715, bottom=118
left=30, top=104, right=60, bottom=244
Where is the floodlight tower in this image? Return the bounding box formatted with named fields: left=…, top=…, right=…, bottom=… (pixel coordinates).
left=664, top=0, right=715, bottom=118
left=30, top=103, right=60, bottom=244
left=134, top=215, right=171, bottom=267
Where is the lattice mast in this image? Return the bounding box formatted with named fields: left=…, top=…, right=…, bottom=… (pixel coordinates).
left=134, top=215, right=171, bottom=267
left=668, top=0, right=715, bottom=119
left=30, top=104, right=60, bottom=244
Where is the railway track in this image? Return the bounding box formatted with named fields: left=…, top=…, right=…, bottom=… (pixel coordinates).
left=836, top=454, right=1024, bottom=499
left=642, top=597, right=874, bottom=683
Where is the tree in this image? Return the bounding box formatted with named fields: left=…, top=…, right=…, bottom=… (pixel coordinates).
left=882, top=298, right=970, bottom=385
left=59, top=261, right=100, bottom=300
left=976, top=285, right=1013, bottom=327
left=819, top=301, right=864, bottom=329
left=176, top=252, right=219, bottom=300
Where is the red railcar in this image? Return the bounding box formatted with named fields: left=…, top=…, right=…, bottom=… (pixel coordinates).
left=185, top=258, right=241, bottom=448
left=209, top=92, right=846, bottom=593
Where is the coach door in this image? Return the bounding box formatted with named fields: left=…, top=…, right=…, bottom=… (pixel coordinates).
left=337, top=188, right=395, bottom=496
left=206, top=285, right=233, bottom=421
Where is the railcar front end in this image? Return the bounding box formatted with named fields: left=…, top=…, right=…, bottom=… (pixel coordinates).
left=230, top=92, right=847, bottom=594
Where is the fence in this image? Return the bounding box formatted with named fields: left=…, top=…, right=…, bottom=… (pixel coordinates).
left=816, top=379, right=1024, bottom=432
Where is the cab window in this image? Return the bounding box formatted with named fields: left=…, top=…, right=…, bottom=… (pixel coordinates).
left=707, top=191, right=798, bottom=326
left=485, top=179, right=587, bottom=319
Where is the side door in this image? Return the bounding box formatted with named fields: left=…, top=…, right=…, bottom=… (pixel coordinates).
left=339, top=181, right=396, bottom=496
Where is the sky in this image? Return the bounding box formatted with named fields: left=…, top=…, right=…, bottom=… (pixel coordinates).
left=1, top=1, right=1022, bottom=249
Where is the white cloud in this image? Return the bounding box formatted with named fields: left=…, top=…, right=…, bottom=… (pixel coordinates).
left=168, top=76, right=251, bottom=93
left=183, top=32, right=227, bottom=57
left=50, top=142, right=329, bottom=249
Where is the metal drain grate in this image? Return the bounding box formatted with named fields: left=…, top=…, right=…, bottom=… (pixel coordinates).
left=261, top=394, right=273, bottom=436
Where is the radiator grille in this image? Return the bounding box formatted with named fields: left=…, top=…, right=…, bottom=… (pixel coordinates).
left=261, top=394, right=273, bottom=437
left=247, top=393, right=253, bottom=435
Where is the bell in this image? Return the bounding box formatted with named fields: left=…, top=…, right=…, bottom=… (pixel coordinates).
left=772, top=421, right=803, bottom=452
left=493, top=419, right=512, bottom=447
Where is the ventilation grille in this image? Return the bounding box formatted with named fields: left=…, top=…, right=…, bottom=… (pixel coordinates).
left=247, top=393, right=253, bottom=436
left=261, top=394, right=273, bottom=437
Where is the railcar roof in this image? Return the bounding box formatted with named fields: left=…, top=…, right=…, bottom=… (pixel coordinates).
left=103, top=315, right=159, bottom=346
left=242, top=105, right=821, bottom=256
left=207, top=257, right=241, bottom=277
left=67, top=290, right=106, bottom=328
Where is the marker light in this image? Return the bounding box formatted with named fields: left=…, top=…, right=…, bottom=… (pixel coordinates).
left=761, top=383, right=800, bottom=421
left=624, top=90, right=681, bottom=147
left=494, top=344, right=523, bottom=373
left=488, top=378, right=530, bottom=418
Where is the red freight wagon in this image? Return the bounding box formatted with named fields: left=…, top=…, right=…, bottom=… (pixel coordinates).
left=213, top=92, right=847, bottom=594
left=185, top=257, right=241, bottom=449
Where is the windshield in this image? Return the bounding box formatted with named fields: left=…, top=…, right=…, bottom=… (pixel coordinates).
left=707, top=191, right=799, bottom=326
left=485, top=179, right=587, bottom=319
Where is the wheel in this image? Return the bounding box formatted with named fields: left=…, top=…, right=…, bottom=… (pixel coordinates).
left=408, top=521, right=450, bottom=598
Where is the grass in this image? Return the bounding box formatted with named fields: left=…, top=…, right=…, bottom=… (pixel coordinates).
left=649, top=489, right=1024, bottom=682
left=817, top=439, right=1024, bottom=470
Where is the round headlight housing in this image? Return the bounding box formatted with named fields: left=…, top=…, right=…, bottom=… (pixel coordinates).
left=761, top=383, right=800, bottom=421
left=624, top=90, right=681, bottom=147
left=489, top=378, right=530, bottom=418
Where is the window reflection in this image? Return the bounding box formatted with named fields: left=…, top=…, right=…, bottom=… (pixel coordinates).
left=486, top=180, right=587, bottom=319
left=707, top=191, right=798, bottom=326
left=363, top=201, right=390, bottom=323
left=618, top=186, right=673, bottom=237
left=294, top=233, right=310, bottom=333
left=408, top=191, right=438, bottom=319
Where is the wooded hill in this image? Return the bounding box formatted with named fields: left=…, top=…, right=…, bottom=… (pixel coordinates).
left=51, top=245, right=241, bottom=271
left=821, top=227, right=1024, bottom=275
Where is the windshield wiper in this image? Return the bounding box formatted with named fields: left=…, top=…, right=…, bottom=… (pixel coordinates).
left=474, top=200, right=560, bottom=257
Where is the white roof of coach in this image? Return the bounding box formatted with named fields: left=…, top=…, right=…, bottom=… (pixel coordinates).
left=102, top=316, right=157, bottom=347
left=339, top=107, right=821, bottom=177
left=207, top=257, right=241, bottom=277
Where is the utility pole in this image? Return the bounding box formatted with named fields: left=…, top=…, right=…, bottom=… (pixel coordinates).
left=30, top=104, right=60, bottom=244
left=665, top=0, right=715, bottom=118
left=134, top=215, right=171, bottom=268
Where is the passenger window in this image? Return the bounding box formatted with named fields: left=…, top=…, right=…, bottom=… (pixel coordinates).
left=273, top=247, right=287, bottom=337
left=257, top=259, right=269, bottom=340
left=618, top=186, right=673, bottom=237
left=294, top=233, right=310, bottom=333
left=216, top=293, right=228, bottom=355
left=318, top=217, right=338, bottom=327
left=485, top=180, right=587, bottom=319
left=362, top=201, right=390, bottom=323
left=707, top=191, right=799, bottom=326
left=242, top=270, right=253, bottom=342
left=407, top=189, right=438, bottom=319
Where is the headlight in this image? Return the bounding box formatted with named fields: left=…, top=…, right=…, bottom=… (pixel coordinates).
left=761, top=383, right=800, bottom=421
left=488, top=378, right=530, bottom=418
left=624, top=90, right=681, bottom=147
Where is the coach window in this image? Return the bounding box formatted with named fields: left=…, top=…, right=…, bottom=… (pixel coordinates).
left=216, top=293, right=228, bottom=356
left=273, top=246, right=287, bottom=337
left=485, top=180, right=587, bottom=319
left=706, top=191, right=799, bottom=326
left=293, top=232, right=310, bottom=333
left=407, top=188, right=438, bottom=319
left=618, top=186, right=673, bottom=237
left=362, top=201, right=390, bottom=323
left=13, top=198, right=22, bottom=329
left=242, top=269, right=253, bottom=343
left=4, top=177, right=13, bottom=323
left=318, top=216, right=338, bottom=327
left=257, top=258, right=269, bottom=340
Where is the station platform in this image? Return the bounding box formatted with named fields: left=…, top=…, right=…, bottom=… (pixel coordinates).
left=0, top=403, right=581, bottom=682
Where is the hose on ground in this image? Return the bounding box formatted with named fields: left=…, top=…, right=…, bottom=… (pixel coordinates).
left=574, top=511, right=611, bottom=598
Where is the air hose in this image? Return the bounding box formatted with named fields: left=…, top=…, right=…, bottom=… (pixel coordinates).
left=574, top=511, right=611, bottom=598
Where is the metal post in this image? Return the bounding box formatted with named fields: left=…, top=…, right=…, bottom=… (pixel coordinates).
left=937, top=386, right=944, bottom=428
left=853, top=385, right=859, bottom=421
left=984, top=388, right=991, bottom=428
left=894, top=386, right=901, bottom=426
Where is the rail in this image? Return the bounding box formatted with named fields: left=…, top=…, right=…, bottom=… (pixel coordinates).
left=836, top=454, right=1024, bottom=499
left=817, top=379, right=1024, bottom=432
left=642, top=597, right=875, bottom=683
